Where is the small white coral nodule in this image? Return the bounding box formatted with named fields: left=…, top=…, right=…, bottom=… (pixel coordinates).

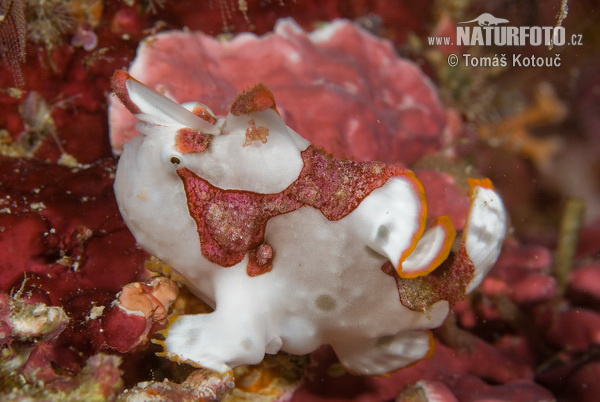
left=111, top=70, right=507, bottom=376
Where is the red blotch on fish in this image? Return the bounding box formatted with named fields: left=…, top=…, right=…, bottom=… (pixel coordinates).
left=177, top=145, right=410, bottom=268
left=175, top=128, right=211, bottom=154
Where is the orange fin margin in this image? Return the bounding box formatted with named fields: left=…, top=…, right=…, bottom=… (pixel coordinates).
left=396, top=171, right=428, bottom=271
left=398, top=215, right=457, bottom=278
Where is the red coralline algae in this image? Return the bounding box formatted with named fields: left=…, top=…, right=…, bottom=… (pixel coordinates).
left=292, top=335, right=542, bottom=401
left=175, top=128, right=212, bottom=154
left=547, top=308, right=600, bottom=352
left=109, top=5, right=145, bottom=40
left=511, top=274, right=557, bottom=304
left=486, top=241, right=553, bottom=288
left=99, top=277, right=179, bottom=353
left=101, top=305, right=148, bottom=354
left=481, top=277, right=510, bottom=297
left=0, top=155, right=152, bottom=375
left=565, top=361, right=600, bottom=402
left=0, top=156, right=146, bottom=293
left=177, top=145, right=414, bottom=268
left=570, top=263, right=600, bottom=303
left=448, top=375, right=555, bottom=402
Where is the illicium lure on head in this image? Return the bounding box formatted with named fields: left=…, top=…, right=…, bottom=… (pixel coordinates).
left=111, top=70, right=507, bottom=375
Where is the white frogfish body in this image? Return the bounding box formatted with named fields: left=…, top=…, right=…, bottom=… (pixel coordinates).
left=111, top=71, right=507, bottom=375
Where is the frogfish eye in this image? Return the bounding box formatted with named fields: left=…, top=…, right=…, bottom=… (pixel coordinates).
left=160, top=146, right=184, bottom=170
